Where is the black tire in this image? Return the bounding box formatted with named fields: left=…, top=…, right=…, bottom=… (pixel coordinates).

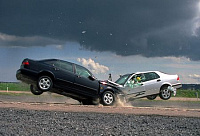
left=147, top=94, right=157, bottom=100
left=30, top=85, right=43, bottom=95
left=37, top=76, right=53, bottom=91
left=159, top=86, right=171, bottom=100
left=102, top=91, right=115, bottom=106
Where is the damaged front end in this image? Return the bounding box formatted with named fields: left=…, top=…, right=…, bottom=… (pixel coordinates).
left=99, top=80, right=127, bottom=103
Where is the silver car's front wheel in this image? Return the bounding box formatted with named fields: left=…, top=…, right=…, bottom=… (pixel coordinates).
left=37, top=76, right=53, bottom=91
left=159, top=86, right=171, bottom=100
left=147, top=94, right=157, bottom=100
left=102, top=91, right=115, bottom=106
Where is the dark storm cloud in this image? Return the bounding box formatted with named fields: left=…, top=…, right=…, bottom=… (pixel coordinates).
left=0, top=0, right=200, bottom=60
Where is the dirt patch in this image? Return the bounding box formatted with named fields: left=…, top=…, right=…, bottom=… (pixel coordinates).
left=0, top=102, right=199, bottom=117
left=1, top=90, right=199, bottom=101
left=0, top=90, right=199, bottom=117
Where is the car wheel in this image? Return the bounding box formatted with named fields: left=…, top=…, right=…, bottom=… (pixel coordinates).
left=147, top=94, right=157, bottom=100
left=102, top=91, right=115, bottom=106
left=159, top=86, right=171, bottom=100
left=30, top=85, right=43, bottom=95
left=37, top=76, right=53, bottom=91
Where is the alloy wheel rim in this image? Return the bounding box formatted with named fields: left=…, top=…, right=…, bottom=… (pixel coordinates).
left=162, top=89, right=170, bottom=98
left=104, top=93, right=113, bottom=105
left=39, top=78, right=51, bottom=90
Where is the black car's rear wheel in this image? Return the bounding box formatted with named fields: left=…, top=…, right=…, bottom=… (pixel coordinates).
left=147, top=94, right=157, bottom=100
left=37, top=76, right=53, bottom=91
left=102, top=91, right=115, bottom=106
left=30, top=84, right=43, bottom=95
left=159, top=86, right=171, bottom=100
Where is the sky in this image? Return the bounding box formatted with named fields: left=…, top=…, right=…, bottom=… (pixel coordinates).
left=1, top=0, right=200, bottom=83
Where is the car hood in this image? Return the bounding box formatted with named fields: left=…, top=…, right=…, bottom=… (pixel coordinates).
left=100, top=80, right=123, bottom=88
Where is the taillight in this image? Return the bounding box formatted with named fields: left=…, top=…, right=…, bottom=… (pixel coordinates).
left=22, top=61, right=29, bottom=65
left=177, top=76, right=180, bottom=81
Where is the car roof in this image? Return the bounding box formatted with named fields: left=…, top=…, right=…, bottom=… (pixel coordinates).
left=40, top=58, right=92, bottom=72
left=40, top=59, right=74, bottom=64
left=121, top=71, right=159, bottom=76
left=135, top=71, right=159, bottom=74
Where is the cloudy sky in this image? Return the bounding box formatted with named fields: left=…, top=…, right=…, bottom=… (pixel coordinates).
left=1, top=0, right=200, bottom=83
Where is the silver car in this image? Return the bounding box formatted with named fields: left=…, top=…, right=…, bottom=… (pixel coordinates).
left=113, top=71, right=182, bottom=101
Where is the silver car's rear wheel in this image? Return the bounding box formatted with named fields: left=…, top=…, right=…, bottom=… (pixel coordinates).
left=37, top=76, right=53, bottom=91
left=159, top=86, right=171, bottom=100
left=102, top=91, right=115, bottom=106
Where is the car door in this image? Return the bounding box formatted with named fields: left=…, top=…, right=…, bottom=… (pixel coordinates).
left=123, top=73, right=146, bottom=99
left=142, top=72, right=161, bottom=95
left=74, top=64, right=99, bottom=97
left=52, top=60, right=75, bottom=90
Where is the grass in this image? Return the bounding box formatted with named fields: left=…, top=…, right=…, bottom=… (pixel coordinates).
left=0, top=82, right=30, bottom=91
left=0, top=92, right=31, bottom=96
left=175, top=89, right=200, bottom=98
left=0, top=83, right=200, bottom=98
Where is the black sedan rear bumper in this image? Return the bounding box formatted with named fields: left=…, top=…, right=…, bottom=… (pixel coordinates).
left=16, top=69, right=37, bottom=85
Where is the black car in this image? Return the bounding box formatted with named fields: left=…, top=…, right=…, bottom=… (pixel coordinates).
left=16, top=58, right=122, bottom=106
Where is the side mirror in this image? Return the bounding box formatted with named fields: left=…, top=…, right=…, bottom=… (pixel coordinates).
left=88, top=75, right=96, bottom=81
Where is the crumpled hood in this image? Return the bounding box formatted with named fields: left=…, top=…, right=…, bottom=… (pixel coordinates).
left=100, top=80, right=123, bottom=88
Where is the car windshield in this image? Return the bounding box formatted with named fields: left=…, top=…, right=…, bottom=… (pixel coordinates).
left=115, top=74, right=131, bottom=85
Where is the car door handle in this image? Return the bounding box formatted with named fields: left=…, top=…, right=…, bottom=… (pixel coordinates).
left=77, top=75, right=81, bottom=78
left=54, top=68, right=59, bottom=71
left=157, top=79, right=161, bottom=82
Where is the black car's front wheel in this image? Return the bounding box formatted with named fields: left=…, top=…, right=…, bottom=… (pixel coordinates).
left=102, top=91, right=115, bottom=106
left=37, top=76, right=53, bottom=91
left=30, top=84, right=43, bottom=95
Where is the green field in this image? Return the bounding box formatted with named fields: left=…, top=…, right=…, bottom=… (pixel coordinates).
left=175, top=89, right=200, bottom=98
left=0, top=83, right=200, bottom=98
left=0, top=82, right=30, bottom=91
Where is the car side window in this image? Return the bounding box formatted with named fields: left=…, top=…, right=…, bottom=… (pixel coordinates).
left=43, top=60, right=57, bottom=66
left=143, top=72, right=160, bottom=81
left=59, top=61, right=73, bottom=72
left=76, top=65, right=92, bottom=78
left=126, top=74, right=144, bottom=88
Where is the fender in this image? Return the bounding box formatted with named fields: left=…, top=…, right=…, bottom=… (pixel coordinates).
left=161, top=82, right=172, bottom=88
left=99, top=83, right=123, bottom=95
left=38, top=70, right=56, bottom=80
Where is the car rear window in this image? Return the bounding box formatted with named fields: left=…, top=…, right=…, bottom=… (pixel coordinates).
left=143, top=72, right=160, bottom=81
